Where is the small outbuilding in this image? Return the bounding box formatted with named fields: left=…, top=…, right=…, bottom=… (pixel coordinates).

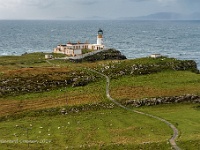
left=45, top=54, right=53, bottom=59
left=150, top=54, right=162, bottom=58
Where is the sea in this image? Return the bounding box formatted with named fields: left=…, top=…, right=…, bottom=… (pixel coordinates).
left=0, top=20, right=200, bottom=68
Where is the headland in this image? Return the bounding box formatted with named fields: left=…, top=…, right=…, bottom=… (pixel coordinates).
left=0, top=48, right=200, bottom=150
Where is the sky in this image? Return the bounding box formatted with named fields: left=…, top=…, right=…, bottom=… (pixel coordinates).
left=0, top=0, right=199, bottom=20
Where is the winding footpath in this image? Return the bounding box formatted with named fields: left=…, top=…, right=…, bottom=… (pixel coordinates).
left=88, top=68, right=181, bottom=150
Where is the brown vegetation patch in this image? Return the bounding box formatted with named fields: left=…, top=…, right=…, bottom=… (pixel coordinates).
left=4, top=67, right=72, bottom=77
left=0, top=94, right=100, bottom=117
left=110, top=86, right=200, bottom=100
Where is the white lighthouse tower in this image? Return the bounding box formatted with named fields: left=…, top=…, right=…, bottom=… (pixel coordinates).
left=97, top=28, right=103, bottom=45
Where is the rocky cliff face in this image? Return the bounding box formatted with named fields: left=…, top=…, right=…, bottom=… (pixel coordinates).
left=84, top=49, right=127, bottom=62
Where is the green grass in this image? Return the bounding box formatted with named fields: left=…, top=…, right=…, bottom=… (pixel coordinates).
left=0, top=104, right=199, bottom=150
left=0, top=79, right=107, bottom=117
left=3, top=79, right=106, bottom=101
left=1, top=54, right=200, bottom=149
left=110, top=71, right=200, bottom=100
left=0, top=107, right=172, bottom=150
left=135, top=104, right=200, bottom=149
left=111, top=71, right=200, bottom=89
left=0, top=52, right=67, bottom=71
left=0, top=53, right=46, bottom=65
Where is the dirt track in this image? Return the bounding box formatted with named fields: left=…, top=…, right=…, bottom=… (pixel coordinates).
left=89, top=68, right=181, bottom=150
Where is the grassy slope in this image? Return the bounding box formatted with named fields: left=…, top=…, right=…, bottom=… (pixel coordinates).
left=0, top=104, right=199, bottom=149
left=110, top=71, right=200, bottom=100
left=0, top=80, right=107, bottom=117
left=135, top=104, right=200, bottom=149
left=1, top=71, right=200, bottom=117
left=0, top=53, right=200, bottom=149
left=0, top=107, right=172, bottom=150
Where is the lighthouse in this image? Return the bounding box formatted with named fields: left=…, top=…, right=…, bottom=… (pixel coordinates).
left=54, top=29, right=105, bottom=55
left=97, top=28, right=103, bottom=45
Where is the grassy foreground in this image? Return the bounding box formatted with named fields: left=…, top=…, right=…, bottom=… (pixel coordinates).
left=0, top=53, right=200, bottom=149
left=0, top=103, right=199, bottom=149
left=0, top=107, right=172, bottom=150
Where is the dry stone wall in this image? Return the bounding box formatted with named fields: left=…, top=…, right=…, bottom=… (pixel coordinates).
left=124, top=94, right=200, bottom=107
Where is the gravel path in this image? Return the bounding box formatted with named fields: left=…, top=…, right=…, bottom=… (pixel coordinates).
left=88, top=68, right=181, bottom=150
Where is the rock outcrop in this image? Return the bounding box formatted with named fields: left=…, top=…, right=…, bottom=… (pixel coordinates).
left=69, top=49, right=127, bottom=63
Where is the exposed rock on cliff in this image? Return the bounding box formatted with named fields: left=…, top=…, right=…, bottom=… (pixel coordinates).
left=69, top=49, right=127, bottom=63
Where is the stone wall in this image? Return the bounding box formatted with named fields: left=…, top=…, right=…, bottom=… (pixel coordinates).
left=96, top=58, right=199, bottom=78
left=124, top=94, right=200, bottom=107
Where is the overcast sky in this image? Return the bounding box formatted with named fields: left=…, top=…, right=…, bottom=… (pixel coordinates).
left=0, top=0, right=199, bottom=20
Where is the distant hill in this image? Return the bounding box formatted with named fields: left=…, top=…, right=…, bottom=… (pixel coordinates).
left=56, top=16, right=76, bottom=20
left=119, top=12, right=200, bottom=20
left=84, top=16, right=108, bottom=20
left=135, top=12, right=182, bottom=20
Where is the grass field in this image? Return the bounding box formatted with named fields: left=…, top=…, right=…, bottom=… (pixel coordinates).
left=0, top=103, right=199, bottom=149
left=1, top=71, right=200, bottom=117
left=0, top=53, right=200, bottom=149
left=135, top=104, right=200, bottom=149
left=0, top=70, right=200, bottom=149
left=0, top=106, right=172, bottom=150
left=110, top=71, right=200, bottom=100
left=0, top=79, right=107, bottom=117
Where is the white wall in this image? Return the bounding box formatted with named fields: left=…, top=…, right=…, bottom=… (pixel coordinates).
left=97, top=37, right=103, bottom=45
left=73, top=49, right=82, bottom=55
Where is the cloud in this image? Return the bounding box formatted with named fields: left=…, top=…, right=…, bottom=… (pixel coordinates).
left=0, top=0, right=199, bottom=20
left=71, top=0, right=99, bottom=5
left=0, top=0, right=20, bottom=8
left=23, top=0, right=55, bottom=8
left=0, top=0, right=55, bottom=9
